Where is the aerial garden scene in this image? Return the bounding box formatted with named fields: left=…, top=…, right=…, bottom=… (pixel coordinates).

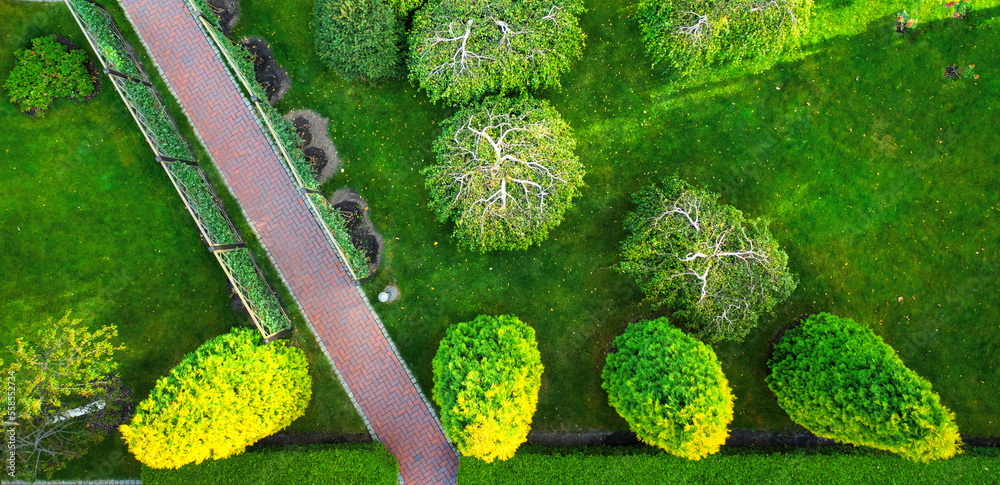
left=1, top=0, right=998, bottom=482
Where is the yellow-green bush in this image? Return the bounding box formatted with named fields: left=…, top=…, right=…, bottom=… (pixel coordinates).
left=602, top=317, right=734, bottom=460
left=767, top=313, right=962, bottom=462
left=120, top=328, right=311, bottom=469
left=432, top=315, right=544, bottom=463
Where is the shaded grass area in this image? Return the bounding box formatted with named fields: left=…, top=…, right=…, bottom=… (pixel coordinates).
left=459, top=445, right=1000, bottom=484
left=236, top=0, right=1000, bottom=438
left=1, top=1, right=363, bottom=479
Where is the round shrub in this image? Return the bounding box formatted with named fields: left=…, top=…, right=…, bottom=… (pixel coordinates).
left=408, top=0, right=585, bottom=104
left=4, top=35, right=94, bottom=115
left=602, top=317, right=734, bottom=460
left=120, top=328, right=312, bottom=469
left=423, top=95, right=584, bottom=251
left=767, top=313, right=962, bottom=462
left=432, top=315, right=544, bottom=463
left=314, top=0, right=403, bottom=82
left=635, top=0, right=812, bottom=75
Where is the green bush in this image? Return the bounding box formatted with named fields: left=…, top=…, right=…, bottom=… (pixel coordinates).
left=314, top=0, right=404, bottom=82
left=423, top=95, right=584, bottom=251
left=387, top=0, right=423, bottom=15
left=458, top=445, right=1000, bottom=484
left=141, top=443, right=398, bottom=485
left=120, top=328, right=312, bottom=469
left=618, top=179, right=795, bottom=342
left=602, top=317, right=733, bottom=460
left=432, top=315, right=543, bottom=463
left=409, top=0, right=586, bottom=104
left=635, top=0, right=812, bottom=76
left=767, top=313, right=962, bottom=462
left=4, top=35, right=94, bottom=114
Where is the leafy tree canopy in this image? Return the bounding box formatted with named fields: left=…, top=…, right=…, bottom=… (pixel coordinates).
left=767, top=313, right=962, bottom=462
left=602, top=317, right=734, bottom=460
left=635, top=0, right=812, bottom=76
left=409, top=0, right=585, bottom=103
left=432, top=315, right=543, bottom=463
left=5, top=312, right=127, bottom=479
left=314, top=0, right=404, bottom=82
left=618, top=179, right=795, bottom=342
left=424, top=95, right=584, bottom=251
left=4, top=35, right=94, bottom=114
left=120, top=328, right=312, bottom=469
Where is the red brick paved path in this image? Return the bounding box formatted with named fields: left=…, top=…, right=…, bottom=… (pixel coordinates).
left=114, top=0, right=458, bottom=482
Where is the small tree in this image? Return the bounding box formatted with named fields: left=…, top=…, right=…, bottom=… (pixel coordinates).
left=602, top=317, right=734, bottom=460
left=4, top=35, right=94, bottom=114
left=314, top=0, right=404, bottom=82
left=408, top=0, right=585, bottom=104
left=635, top=0, right=812, bottom=76
left=423, top=95, right=584, bottom=251
left=618, top=180, right=795, bottom=342
left=767, top=313, right=962, bottom=462
left=5, top=312, right=127, bottom=479
left=432, top=315, right=543, bottom=463
left=120, top=328, right=312, bottom=469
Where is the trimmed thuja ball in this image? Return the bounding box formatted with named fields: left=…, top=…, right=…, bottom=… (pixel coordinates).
left=432, top=315, right=543, bottom=463
left=602, top=317, right=734, bottom=460
left=120, top=328, right=312, bottom=469
left=767, top=313, right=962, bottom=462
left=423, top=95, right=584, bottom=252
left=314, top=0, right=404, bottom=82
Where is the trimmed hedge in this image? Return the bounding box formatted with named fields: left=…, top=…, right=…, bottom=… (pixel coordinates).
left=767, top=313, right=962, bottom=462
left=191, top=3, right=372, bottom=278
left=458, top=445, right=1000, bottom=484
left=141, top=443, right=398, bottom=484
left=314, top=0, right=404, bottom=82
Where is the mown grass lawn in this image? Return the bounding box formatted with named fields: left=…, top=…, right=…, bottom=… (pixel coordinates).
left=237, top=0, right=1000, bottom=438
left=1, top=2, right=363, bottom=479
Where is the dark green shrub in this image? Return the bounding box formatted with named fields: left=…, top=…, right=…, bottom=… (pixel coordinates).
left=635, top=0, right=812, bottom=76
left=314, top=0, right=403, bottom=82
left=767, top=313, right=962, bottom=462
left=602, top=317, right=733, bottom=460
left=618, top=179, right=795, bottom=342
left=423, top=95, right=584, bottom=251
left=409, top=0, right=585, bottom=104
left=141, top=443, right=398, bottom=484
left=432, top=315, right=543, bottom=462
left=4, top=35, right=94, bottom=114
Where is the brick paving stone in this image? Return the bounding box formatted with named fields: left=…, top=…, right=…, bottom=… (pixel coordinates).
left=113, top=0, right=458, bottom=482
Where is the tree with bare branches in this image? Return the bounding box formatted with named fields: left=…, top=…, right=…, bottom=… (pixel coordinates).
left=636, top=0, right=812, bottom=76
left=423, top=95, right=584, bottom=251
left=618, top=180, right=795, bottom=342
left=408, top=0, right=585, bottom=103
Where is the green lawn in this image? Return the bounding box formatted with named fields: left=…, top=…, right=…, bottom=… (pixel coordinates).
left=238, top=0, right=1000, bottom=437
left=1, top=2, right=363, bottom=479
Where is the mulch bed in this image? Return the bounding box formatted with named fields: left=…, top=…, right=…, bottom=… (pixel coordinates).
left=238, top=36, right=289, bottom=105
left=329, top=188, right=384, bottom=276
left=288, top=110, right=342, bottom=182
left=207, top=0, right=240, bottom=35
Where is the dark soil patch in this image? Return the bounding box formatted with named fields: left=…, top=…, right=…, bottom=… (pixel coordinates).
left=239, top=36, right=289, bottom=105
left=288, top=110, right=342, bottom=182
left=329, top=188, right=384, bottom=275
left=303, top=146, right=328, bottom=174
left=252, top=432, right=371, bottom=448
left=207, top=0, right=240, bottom=35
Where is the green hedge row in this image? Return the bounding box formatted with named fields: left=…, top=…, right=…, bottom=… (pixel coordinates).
left=219, top=249, right=289, bottom=333
left=191, top=2, right=372, bottom=279
left=458, top=445, right=1000, bottom=484
left=141, top=443, right=398, bottom=484
left=69, top=0, right=290, bottom=334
